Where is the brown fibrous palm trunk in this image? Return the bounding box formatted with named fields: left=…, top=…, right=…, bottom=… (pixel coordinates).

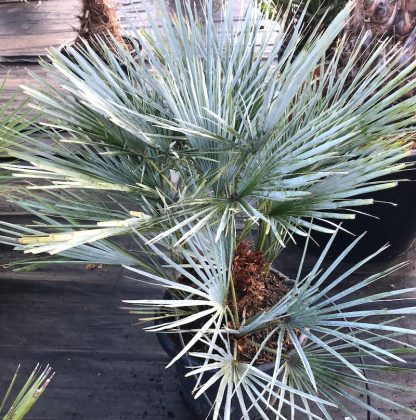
left=76, top=0, right=127, bottom=50
left=350, top=0, right=416, bottom=37
left=341, top=1, right=416, bottom=105
left=346, top=1, right=416, bottom=59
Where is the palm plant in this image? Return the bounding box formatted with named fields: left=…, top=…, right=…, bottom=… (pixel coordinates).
left=1, top=0, right=416, bottom=417
left=1, top=365, right=54, bottom=419
left=76, top=0, right=125, bottom=49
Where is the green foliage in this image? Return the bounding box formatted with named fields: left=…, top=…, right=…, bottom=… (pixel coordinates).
left=0, top=79, right=37, bottom=158
left=1, top=0, right=416, bottom=418
left=1, top=365, right=54, bottom=420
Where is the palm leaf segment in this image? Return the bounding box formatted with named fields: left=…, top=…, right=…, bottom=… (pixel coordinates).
left=0, top=79, right=39, bottom=185
left=0, top=80, right=37, bottom=156
left=1, top=364, right=54, bottom=419
left=1, top=0, right=416, bottom=254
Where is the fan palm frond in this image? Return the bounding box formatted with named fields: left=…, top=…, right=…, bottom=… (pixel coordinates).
left=124, top=226, right=233, bottom=367
left=286, top=347, right=416, bottom=419
left=124, top=226, right=416, bottom=419
left=186, top=341, right=335, bottom=420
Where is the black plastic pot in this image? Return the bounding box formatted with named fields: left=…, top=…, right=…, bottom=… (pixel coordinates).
left=299, top=152, right=416, bottom=263
left=157, top=321, right=280, bottom=420
left=157, top=330, right=260, bottom=419
left=156, top=273, right=295, bottom=420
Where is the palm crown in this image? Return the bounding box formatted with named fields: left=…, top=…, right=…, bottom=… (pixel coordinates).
left=1, top=0, right=416, bottom=418
left=2, top=0, right=416, bottom=257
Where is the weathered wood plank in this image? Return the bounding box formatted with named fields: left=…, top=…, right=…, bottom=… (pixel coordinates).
left=0, top=0, right=245, bottom=59
left=0, top=63, right=48, bottom=109
left=0, top=0, right=79, bottom=58
left=0, top=205, right=30, bottom=217
left=117, top=0, right=248, bottom=29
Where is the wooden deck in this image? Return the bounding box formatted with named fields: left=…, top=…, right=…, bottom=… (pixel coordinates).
left=0, top=1, right=415, bottom=419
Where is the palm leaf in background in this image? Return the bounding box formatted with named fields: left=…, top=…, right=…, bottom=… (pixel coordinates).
left=0, top=365, right=54, bottom=420
left=0, top=0, right=415, bottom=260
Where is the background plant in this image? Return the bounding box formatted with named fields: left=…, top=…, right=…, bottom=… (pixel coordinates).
left=1, top=0, right=416, bottom=417
left=343, top=0, right=416, bottom=89
left=1, top=365, right=54, bottom=420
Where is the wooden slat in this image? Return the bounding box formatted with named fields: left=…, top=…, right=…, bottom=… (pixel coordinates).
left=0, top=63, right=48, bottom=107
left=117, top=0, right=249, bottom=29
left=0, top=0, right=79, bottom=58
left=0, top=201, right=28, bottom=216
